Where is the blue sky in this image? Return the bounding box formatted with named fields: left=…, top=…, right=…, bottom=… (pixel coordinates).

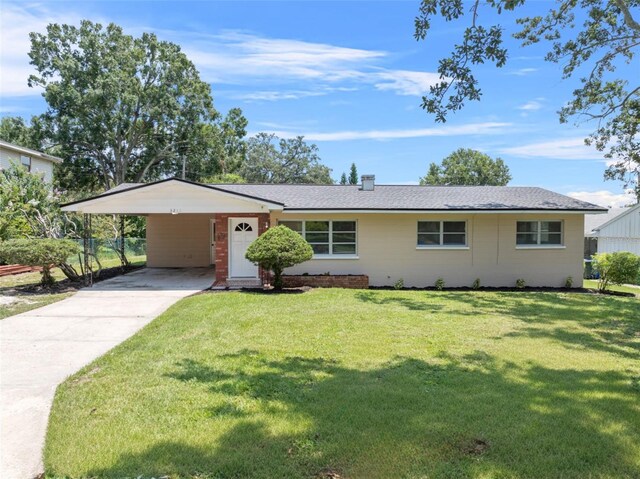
left=0, top=1, right=635, bottom=207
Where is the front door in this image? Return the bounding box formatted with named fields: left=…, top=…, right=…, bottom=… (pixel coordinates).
left=229, top=218, right=259, bottom=278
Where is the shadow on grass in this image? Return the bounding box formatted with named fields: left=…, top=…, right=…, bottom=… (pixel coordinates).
left=357, top=291, right=640, bottom=361
left=87, top=351, right=640, bottom=478
left=355, top=291, right=444, bottom=311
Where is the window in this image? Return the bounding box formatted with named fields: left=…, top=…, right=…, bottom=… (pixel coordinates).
left=417, top=221, right=467, bottom=247
left=516, top=221, right=563, bottom=246
left=234, top=222, right=253, bottom=232
left=280, top=220, right=357, bottom=256
left=20, top=155, right=31, bottom=172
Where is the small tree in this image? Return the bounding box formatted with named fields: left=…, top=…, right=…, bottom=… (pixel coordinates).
left=0, top=239, right=80, bottom=286
left=340, top=172, right=348, bottom=185
left=245, top=225, right=313, bottom=290
left=349, top=163, right=358, bottom=185
left=592, top=252, right=640, bottom=293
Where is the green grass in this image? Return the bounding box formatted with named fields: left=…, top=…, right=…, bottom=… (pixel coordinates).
left=584, top=279, right=640, bottom=296
left=45, top=289, right=640, bottom=479
left=0, top=255, right=146, bottom=319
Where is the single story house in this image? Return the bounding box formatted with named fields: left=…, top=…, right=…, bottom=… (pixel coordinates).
left=62, top=176, right=606, bottom=288
left=0, top=139, right=63, bottom=183
left=587, top=203, right=640, bottom=256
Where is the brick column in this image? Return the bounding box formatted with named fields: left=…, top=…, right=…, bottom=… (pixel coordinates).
left=214, top=213, right=271, bottom=286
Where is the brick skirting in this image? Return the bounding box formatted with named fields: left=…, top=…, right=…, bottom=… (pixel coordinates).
left=282, top=274, right=369, bottom=289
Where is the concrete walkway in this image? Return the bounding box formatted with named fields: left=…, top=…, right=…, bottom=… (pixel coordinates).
left=0, top=268, right=213, bottom=479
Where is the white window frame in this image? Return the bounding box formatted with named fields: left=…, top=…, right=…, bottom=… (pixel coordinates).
left=515, top=220, right=565, bottom=249
left=279, top=220, right=358, bottom=259
left=417, top=220, right=469, bottom=250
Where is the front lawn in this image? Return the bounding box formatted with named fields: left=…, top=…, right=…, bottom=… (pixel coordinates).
left=46, top=289, right=640, bottom=478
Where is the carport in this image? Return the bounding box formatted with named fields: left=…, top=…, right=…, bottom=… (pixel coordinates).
left=61, top=178, right=284, bottom=287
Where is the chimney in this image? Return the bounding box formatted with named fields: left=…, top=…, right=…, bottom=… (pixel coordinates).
left=361, top=174, right=375, bottom=191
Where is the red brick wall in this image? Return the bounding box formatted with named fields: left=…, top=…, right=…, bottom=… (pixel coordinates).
left=214, top=213, right=270, bottom=285
left=282, top=274, right=369, bottom=289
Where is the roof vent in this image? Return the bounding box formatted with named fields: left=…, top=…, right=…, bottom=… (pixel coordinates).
left=361, top=174, right=375, bottom=191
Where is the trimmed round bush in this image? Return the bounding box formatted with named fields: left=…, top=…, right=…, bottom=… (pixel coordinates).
left=0, top=238, right=80, bottom=286
left=245, top=225, right=313, bottom=290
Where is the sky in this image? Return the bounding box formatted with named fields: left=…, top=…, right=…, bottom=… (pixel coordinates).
left=0, top=0, right=636, bottom=207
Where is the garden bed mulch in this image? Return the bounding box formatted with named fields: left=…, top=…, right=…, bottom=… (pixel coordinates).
left=369, top=285, right=636, bottom=297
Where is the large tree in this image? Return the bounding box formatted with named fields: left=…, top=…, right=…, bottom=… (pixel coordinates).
left=414, top=0, right=640, bottom=196
left=27, top=21, right=220, bottom=190
left=0, top=116, right=48, bottom=151
left=420, top=148, right=511, bottom=186
left=241, top=133, right=333, bottom=184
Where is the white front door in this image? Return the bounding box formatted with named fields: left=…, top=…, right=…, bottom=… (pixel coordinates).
left=229, top=218, right=259, bottom=278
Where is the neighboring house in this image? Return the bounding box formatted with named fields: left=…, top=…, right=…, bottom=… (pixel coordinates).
left=587, top=203, right=640, bottom=256
left=0, top=139, right=63, bottom=183
left=584, top=207, right=629, bottom=258
left=62, top=176, right=606, bottom=288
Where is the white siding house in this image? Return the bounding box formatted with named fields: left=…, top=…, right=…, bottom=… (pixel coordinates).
left=592, top=203, right=640, bottom=256
left=0, top=140, right=63, bottom=183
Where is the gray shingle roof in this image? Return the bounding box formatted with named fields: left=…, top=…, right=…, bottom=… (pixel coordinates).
left=94, top=180, right=606, bottom=212
left=216, top=184, right=606, bottom=211
left=584, top=207, right=629, bottom=235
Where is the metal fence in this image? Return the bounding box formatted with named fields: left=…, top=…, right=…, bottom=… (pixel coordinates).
left=70, top=238, right=146, bottom=269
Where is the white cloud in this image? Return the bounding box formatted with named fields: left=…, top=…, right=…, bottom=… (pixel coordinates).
left=567, top=190, right=635, bottom=208
left=256, top=122, right=511, bottom=142
left=0, top=4, right=85, bottom=96
left=374, top=70, right=441, bottom=96
left=517, top=100, right=543, bottom=111
left=508, top=68, right=538, bottom=76
left=232, top=90, right=328, bottom=101
left=182, top=31, right=441, bottom=97
left=499, top=137, right=604, bottom=161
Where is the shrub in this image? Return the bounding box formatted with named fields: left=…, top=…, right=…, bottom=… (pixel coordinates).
left=592, top=252, right=640, bottom=293
left=435, top=278, right=445, bottom=290
left=394, top=278, right=404, bottom=290
left=564, top=276, right=573, bottom=289
left=472, top=278, right=481, bottom=289
left=0, top=238, right=80, bottom=286
left=245, top=225, right=313, bottom=290
left=515, top=278, right=526, bottom=289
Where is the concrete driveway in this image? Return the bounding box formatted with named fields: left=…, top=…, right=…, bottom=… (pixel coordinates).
left=0, top=267, right=213, bottom=479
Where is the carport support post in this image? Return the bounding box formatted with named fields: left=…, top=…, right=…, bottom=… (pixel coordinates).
left=119, top=214, right=128, bottom=268
left=83, top=213, right=93, bottom=287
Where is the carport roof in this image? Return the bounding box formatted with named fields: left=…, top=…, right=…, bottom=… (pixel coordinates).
left=62, top=177, right=607, bottom=214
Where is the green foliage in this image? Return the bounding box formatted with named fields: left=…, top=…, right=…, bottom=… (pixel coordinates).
left=394, top=278, right=404, bottom=290
left=241, top=133, right=333, bottom=184
left=0, top=162, right=79, bottom=240
left=435, top=277, right=445, bottom=290
left=420, top=148, right=511, bottom=186
left=0, top=238, right=79, bottom=285
left=414, top=0, right=640, bottom=197
left=245, top=225, right=313, bottom=290
left=515, top=278, right=526, bottom=289
left=565, top=276, right=574, bottom=289
left=472, top=278, right=481, bottom=289
left=349, top=163, right=358, bottom=185
left=0, top=116, right=50, bottom=151
left=340, top=172, right=348, bottom=185
left=27, top=20, right=234, bottom=190
left=592, top=252, right=640, bottom=292
left=202, top=173, right=247, bottom=184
